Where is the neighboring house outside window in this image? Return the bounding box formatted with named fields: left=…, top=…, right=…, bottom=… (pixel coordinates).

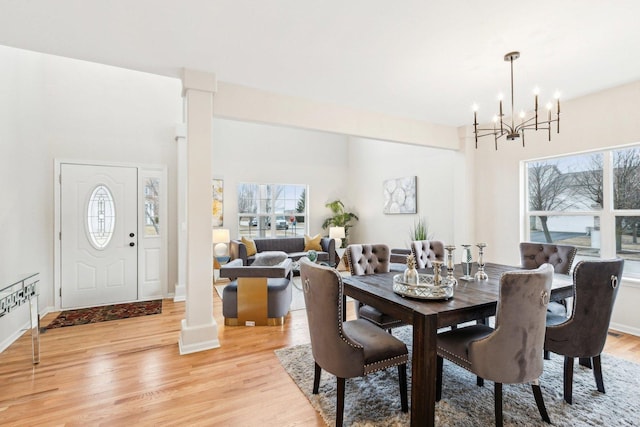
left=524, top=145, right=640, bottom=277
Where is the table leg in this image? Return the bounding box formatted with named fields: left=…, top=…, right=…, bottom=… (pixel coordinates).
left=411, top=312, right=437, bottom=426
left=29, top=297, right=40, bottom=364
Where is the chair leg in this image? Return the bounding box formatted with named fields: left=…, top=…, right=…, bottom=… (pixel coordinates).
left=477, top=376, right=484, bottom=387
left=564, top=356, right=574, bottom=404
left=593, top=354, right=605, bottom=393
left=579, top=357, right=592, bottom=368
left=436, top=356, right=443, bottom=401
left=532, top=382, right=551, bottom=423
left=544, top=350, right=550, bottom=360
left=313, top=362, right=321, bottom=394
left=494, top=382, right=503, bottom=427
left=398, top=364, right=408, bottom=412
left=336, top=377, right=345, bottom=427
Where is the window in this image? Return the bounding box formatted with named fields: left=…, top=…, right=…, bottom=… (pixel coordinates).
left=525, top=146, right=640, bottom=276
left=87, top=184, right=115, bottom=249
left=144, top=177, right=160, bottom=236
left=237, top=183, right=307, bottom=238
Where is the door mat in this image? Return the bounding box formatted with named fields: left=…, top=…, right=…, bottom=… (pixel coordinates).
left=45, top=300, right=162, bottom=329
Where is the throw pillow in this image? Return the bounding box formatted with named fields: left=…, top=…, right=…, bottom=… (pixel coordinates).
left=241, top=237, right=257, bottom=256
left=304, top=234, right=322, bottom=251
left=252, top=251, right=289, bottom=266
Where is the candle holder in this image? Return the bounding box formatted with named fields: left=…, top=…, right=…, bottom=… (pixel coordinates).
left=432, top=260, right=443, bottom=285
left=474, top=243, right=488, bottom=281
left=444, top=245, right=458, bottom=286
left=460, top=244, right=474, bottom=281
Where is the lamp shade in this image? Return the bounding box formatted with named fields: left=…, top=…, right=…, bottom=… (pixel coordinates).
left=212, top=228, right=230, bottom=244
left=329, top=227, right=345, bottom=239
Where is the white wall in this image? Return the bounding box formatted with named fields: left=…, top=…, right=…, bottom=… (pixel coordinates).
left=211, top=119, right=349, bottom=237
left=347, top=137, right=461, bottom=249
left=469, top=80, right=640, bottom=335
left=0, top=46, right=182, bottom=349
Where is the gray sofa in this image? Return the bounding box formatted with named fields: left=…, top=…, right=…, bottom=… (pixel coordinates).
left=229, top=236, right=335, bottom=266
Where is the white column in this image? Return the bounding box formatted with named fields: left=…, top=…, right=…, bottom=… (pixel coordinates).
left=174, top=122, right=187, bottom=302
left=178, top=69, right=220, bottom=354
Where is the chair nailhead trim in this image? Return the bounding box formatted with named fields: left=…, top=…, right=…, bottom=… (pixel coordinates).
left=364, top=354, right=409, bottom=374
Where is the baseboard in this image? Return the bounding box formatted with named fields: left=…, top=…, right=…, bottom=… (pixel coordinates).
left=609, top=321, right=640, bottom=337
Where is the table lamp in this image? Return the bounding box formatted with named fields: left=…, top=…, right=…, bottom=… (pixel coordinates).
left=329, top=226, right=346, bottom=265
left=329, top=226, right=346, bottom=249
left=212, top=228, right=230, bottom=258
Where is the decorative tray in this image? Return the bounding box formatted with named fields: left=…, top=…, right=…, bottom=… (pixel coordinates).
left=392, top=274, right=455, bottom=300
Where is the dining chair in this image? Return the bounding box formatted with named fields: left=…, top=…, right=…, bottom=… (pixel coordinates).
left=411, top=240, right=445, bottom=269
left=519, top=242, right=577, bottom=316
left=436, top=264, right=554, bottom=427
left=299, top=258, right=408, bottom=427
left=346, top=244, right=404, bottom=331
left=544, top=258, right=624, bottom=404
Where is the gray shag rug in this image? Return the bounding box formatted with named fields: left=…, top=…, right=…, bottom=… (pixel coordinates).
left=275, top=326, right=640, bottom=426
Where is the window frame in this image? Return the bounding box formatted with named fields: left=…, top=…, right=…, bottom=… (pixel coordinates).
left=523, top=144, right=640, bottom=278
left=236, top=182, right=308, bottom=239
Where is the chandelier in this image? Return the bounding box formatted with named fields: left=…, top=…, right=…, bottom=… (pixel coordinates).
left=473, top=51, right=560, bottom=150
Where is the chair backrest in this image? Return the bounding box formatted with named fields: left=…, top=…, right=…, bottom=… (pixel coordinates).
left=346, top=244, right=390, bottom=276
left=469, top=264, right=554, bottom=384
left=299, top=258, right=365, bottom=378
left=519, top=242, right=577, bottom=274
left=547, top=258, right=624, bottom=357
left=410, top=240, right=445, bottom=269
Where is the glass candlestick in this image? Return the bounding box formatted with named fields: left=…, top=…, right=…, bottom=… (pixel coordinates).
left=460, top=244, right=474, bottom=281
left=474, top=243, right=488, bottom=280
left=444, top=245, right=458, bottom=286
left=432, top=260, right=443, bottom=285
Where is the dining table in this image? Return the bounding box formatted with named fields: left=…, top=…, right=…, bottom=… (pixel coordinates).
left=341, top=262, right=573, bottom=427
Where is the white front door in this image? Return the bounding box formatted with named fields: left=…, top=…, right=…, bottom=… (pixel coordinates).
left=60, top=164, right=138, bottom=308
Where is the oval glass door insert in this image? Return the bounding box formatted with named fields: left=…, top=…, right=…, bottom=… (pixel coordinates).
left=87, top=184, right=116, bottom=249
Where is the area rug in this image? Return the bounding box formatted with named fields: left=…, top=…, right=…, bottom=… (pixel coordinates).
left=45, top=300, right=162, bottom=329
left=275, top=326, right=640, bottom=426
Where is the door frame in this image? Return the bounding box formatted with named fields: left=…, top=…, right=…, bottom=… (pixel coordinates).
left=54, top=159, right=168, bottom=310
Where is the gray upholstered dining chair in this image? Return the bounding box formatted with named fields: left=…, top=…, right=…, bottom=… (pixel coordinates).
left=519, top=242, right=577, bottom=316
left=545, top=258, right=624, bottom=404
left=346, top=244, right=404, bottom=331
left=299, top=258, right=408, bottom=427
left=436, top=264, right=554, bottom=427
left=411, top=240, right=445, bottom=269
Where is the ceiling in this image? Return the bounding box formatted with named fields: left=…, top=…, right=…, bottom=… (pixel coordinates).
left=1, top=0, right=639, bottom=127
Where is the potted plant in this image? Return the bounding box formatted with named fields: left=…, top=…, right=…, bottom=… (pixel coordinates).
left=409, top=216, right=431, bottom=242
left=322, top=200, right=359, bottom=247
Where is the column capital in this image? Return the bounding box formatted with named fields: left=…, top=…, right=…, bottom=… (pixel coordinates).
left=181, top=68, right=217, bottom=96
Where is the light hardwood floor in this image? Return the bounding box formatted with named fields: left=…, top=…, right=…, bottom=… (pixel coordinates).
left=1, top=290, right=639, bottom=426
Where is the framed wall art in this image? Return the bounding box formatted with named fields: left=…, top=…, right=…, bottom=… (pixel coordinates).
left=212, top=178, right=224, bottom=226
left=383, top=176, right=417, bottom=214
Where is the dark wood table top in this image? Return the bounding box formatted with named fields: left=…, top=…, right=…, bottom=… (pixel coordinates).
left=342, top=262, right=573, bottom=328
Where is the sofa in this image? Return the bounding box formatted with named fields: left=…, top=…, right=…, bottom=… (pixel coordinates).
left=229, top=236, right=335, bottom=267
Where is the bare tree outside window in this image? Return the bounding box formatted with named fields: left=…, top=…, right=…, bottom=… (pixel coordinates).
left=526, top=147, right=640, bottom=276
left=527, top=161, right=571, bottom=242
